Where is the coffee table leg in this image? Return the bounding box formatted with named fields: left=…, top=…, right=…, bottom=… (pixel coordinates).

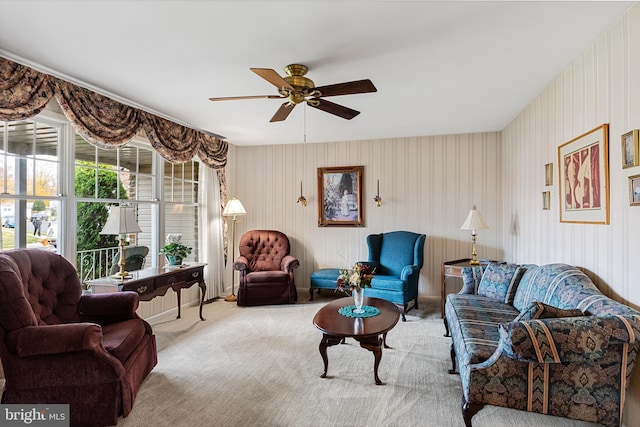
left=382, top=332, right=391, bottom=349
left=319, top=334, right=343, bottom=378
left=357, top=335, right=384, bottom=385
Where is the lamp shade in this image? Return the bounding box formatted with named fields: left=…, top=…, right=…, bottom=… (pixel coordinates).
left=223, top=198, right=247, bottom=216
left=100, top=206, right=142, bottom=235
left=460, top=205, right=489, bottom=232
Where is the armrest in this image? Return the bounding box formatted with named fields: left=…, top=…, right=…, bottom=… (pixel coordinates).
left=78, top=292, right=139, bottom=324
left=234, top=256, right=249, bottom=271
left=281, top=255, right=299, bottom=272
left=400, top=265, right=420, bottom=280
left=458, top=266, right=484, bottom=295
left=6, top=323, right=103, bottom=357
left=500, top=315, right=639, bottom=363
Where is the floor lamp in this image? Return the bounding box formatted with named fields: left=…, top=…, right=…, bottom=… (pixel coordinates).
left=223, top=197, right=246, bottom=302
left=460, top=205, right=489, bottom=266
left=100, top=206, right=142, bottom=280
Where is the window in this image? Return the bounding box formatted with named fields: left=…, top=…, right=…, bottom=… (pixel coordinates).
left=0, top=119, right=62, bottom=252
left=163, top=160, right=200, bottom=262
left=1, top=115, right=203, bottom=283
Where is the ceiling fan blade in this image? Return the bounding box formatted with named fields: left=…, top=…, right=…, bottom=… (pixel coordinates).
left=250, top=68, right=294, bottom=91
left=270, top=102, right=296, bottom=122
left=308, top=98, right=360, bottom=120
left=209, top=95, right=284, bottom=101
left=314, top=79, right=377, bottom=97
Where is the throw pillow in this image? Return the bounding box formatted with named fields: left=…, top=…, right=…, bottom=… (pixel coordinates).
left=460, top=266, right=484, bottom=294
left=514, top=301, right=584, bottom=322
left=477, top=263, right=525, bottom=304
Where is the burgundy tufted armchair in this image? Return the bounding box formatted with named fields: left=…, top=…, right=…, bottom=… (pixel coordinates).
left=0, top=249, right=157, bottom=426
left=234, top=230, right=299, bottom=306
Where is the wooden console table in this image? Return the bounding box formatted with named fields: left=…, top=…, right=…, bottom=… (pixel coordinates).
left=87, top=263, right=207, bottom=321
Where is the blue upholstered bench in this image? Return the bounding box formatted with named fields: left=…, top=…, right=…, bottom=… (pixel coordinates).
left=309, top=268, right=340, bottom=300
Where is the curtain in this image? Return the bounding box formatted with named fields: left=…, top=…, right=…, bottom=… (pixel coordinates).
left=0, top=57, right=227, bottom=170
left=0, top=59, right=53, bottom=121
left=53, top=79, right=141, bottom=148
left=200, top=165, right=226, bottom=300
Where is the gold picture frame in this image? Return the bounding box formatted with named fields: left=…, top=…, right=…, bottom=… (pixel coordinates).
left=317, top=166, right=364, bottom=227
left=544, top=163, right=553, bottom=186
left=629, top=174, right=640, bottom=206
left=557, top=124, right=609, bottom=224
left=622, top=129, right=639, bottom=169
left=542, top=191, right=551, bottom=210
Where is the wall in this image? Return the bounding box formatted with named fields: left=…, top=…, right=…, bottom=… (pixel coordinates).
left=501, top=3, right=640, bottom=422
left=225, top=132, right=502, bottom=298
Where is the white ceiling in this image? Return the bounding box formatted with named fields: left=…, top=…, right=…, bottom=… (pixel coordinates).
left=0, top=1, right=633, bottom=146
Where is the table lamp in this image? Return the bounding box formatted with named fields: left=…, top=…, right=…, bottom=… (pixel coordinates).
left=223, top=197, right=247, bottom=302
left=460, top=205, right=489, bottom=265
left=100, top=206, right=142, bottom=280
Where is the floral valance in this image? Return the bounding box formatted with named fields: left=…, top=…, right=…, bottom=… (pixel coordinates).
left=0, top=57, right=227, bottom=169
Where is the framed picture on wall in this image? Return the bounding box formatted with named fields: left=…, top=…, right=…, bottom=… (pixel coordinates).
left=622, top=129, right=639, bottom=169
left=542, top=191, right=551, bottom=210
left=629, top=174, right=640, bottom=206
left=557, top=124, right=610, bottom=224
left=317, top=166, right=364, bottom=227
left=544, top=163, right=553, bottom=186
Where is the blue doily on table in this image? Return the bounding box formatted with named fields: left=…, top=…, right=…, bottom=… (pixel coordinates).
left=338, top=305, right=380, bottom=318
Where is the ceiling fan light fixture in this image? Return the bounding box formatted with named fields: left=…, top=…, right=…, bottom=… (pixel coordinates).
left=209, top=63, right=376, bottom=121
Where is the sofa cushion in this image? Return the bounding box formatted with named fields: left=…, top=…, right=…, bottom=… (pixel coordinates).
left=477, top=263, right=524, bottom=304
left=460, top=266, right=484, bottom=294
left=445, top=294, right=519, bottom=365
left=512, top=263, right=600, bottom=312
left=514, top=301, right=584, bottom=322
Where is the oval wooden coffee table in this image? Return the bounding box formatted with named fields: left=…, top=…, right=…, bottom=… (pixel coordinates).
left=313, top=296, right=400, bottom=385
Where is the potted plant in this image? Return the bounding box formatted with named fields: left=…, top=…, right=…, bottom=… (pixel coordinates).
left=160, top=234, right=192, bottom=266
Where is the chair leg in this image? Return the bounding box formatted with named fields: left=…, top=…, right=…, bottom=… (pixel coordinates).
left=400, top=297, right=419, bottom=322
left=309, top=288, right=315, bottom=301
left=443, top=317, right=450, bottom=337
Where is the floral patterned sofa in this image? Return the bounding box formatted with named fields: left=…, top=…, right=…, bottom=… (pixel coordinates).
left=444, top=262, right=640, bottom=427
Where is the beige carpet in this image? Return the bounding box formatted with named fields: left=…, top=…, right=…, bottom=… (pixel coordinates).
left=118, top=294, right=604, bottom=427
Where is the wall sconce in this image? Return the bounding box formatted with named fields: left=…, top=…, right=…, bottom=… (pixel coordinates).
left=297, top=181, right=307, bottom=207
left=373, top=179, right=382, bottom=207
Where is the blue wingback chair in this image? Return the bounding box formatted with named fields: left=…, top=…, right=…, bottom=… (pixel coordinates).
left=362, top=231, right=426, bottom=321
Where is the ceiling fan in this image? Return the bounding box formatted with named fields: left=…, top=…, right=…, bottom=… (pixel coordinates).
left=209, top=64, right=377, bottom=122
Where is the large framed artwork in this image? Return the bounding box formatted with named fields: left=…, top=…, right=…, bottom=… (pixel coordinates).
left=557, top=124, right=610, bottom=224
left=317, top=166, right=364, bottom=227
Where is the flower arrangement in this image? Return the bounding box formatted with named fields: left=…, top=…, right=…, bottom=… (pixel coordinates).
left=160, top=234, right=192, bottom=261
left=336, top=262, right=375, bottom=293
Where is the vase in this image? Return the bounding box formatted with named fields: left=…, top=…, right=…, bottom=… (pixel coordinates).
left=166, top=255, right=182, bottom=266
left=352, top=288, right=365, bottom=314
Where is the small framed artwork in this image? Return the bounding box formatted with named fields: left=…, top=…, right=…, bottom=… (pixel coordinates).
left=542, top=191, right=551, bottom=210
left=317, top=166, right=364, bottom=227
left=622, top=130, right=639, bottom=169
left=544, top=163, right=553, bottom=186
left=557, top=123, right=609, bottom=224
left=629, top=174, right=640, bottom=206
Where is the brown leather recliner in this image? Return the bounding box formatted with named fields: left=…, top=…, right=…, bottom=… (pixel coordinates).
left=234, top=230, right=299, bottom=306
left=0, top=249, right=157, bottom=427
